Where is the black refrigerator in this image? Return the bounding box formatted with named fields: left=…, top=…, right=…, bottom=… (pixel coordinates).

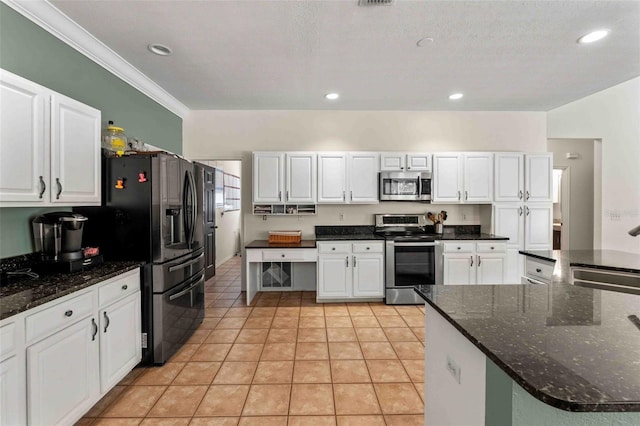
left=77, top=152, right=205, bottom=365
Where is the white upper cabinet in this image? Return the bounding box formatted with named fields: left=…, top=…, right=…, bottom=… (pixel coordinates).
left=380, top=152, right=431, bottom=172
left=253, top=152, right=285, bottom=203
left=0, top=70, right=47, bottom=203
left=0, top=69, right=101, bottom=207
left=525, top=154, right=553, bottom=202
left=494, top=153, right=525, bottom=202
left=495, top=153, right=552, bottom=203
left=286, top=153, right=316, bottom=203
left=317, top=153, right=347, bottom=203
left=318, top=152, right=379, bottom=204
left=348, top=152, right=379, bottom=203
left=51, top=94, right=101, bottom=204
left=433, top=153, right=492, bottom=203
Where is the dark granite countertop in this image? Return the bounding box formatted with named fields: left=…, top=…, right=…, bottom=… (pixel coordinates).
left=0, top=261, right=142, bottom=321
left=520, top=249, right=640, bottom=275
left=315, top=225, right=384, bottom=241
left=245, top=240, right=317, bottom=249
left=414, top=283, right=640, bottom=412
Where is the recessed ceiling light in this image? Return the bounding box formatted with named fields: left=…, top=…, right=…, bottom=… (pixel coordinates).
left=449, top=93, right=464, bottom=100
left=148, top=43, right=172, bottom=56
left=417, top=37, right=434, bottom=47
left=325, top=93, right=340, bottom=100
left=577, top=29, right=609, bottom=44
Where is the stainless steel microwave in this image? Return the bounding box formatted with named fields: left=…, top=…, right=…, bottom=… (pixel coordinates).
left=379, top=171, right=432, bottom=201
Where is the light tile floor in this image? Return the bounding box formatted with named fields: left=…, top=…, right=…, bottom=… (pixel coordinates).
left=78, top=256, right=426, bottom=425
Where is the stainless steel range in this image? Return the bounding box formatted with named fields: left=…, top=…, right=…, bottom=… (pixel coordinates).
left=374, top=214, right=440, bottom=304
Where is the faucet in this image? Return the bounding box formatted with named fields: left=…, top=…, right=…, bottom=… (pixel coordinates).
left=629, top=225, right=640, bottom=237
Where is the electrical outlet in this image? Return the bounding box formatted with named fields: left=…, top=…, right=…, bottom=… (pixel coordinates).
left=339, top=213, right=345, bottom=221
left=446, top=355, right=461, bottom=384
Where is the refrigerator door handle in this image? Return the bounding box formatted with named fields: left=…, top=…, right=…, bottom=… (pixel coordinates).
left=190, top=170, right=198, bottom=246
left=182, top=170, right=191, bottom=246
left=169, top=275, right=204, bottom=301
left=168, top=252, right=205, bottom=272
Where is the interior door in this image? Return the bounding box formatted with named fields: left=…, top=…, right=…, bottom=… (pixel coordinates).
left=201, top=164, right=217, bottom=280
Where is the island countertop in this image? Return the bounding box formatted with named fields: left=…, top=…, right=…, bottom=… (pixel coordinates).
left=520, top=249, right=640, bottom=275
left=414, top=283, right=640, bottom=412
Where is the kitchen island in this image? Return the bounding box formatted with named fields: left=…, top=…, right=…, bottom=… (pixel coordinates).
left=414, top=263, right=640, bottom=424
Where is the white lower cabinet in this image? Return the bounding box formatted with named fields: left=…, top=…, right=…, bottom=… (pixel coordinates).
left=0, top=267, right=141, bottom=425
left=27, top=317, right=99, bottom=426
left=442, top=242, right=506, bottom=285
left=317, top=241, right=384, bottom=300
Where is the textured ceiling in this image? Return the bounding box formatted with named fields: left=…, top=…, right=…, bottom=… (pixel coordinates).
left=51, top=0, right=640, bottom=111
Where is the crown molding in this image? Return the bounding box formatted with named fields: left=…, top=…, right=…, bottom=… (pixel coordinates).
left=3, top=0, right=189, bottom=118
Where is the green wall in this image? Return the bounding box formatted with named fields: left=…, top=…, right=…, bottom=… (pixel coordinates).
left=0, top=4, right=183, bottom=257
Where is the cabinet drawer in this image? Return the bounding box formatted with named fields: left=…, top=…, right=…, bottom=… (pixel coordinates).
left=443, top=243, right=475, bottom=253
left=525, top=258, right=554, bottom=283
left=98, top=270, right=140, bottom=307
left=0, top=321, right=17, bottom=358
left=352, top=242, right=384, bottom=254
left=318, top=243, right=351, bottom=254
left=26, top=291, right=95, bottom=344
left=262, top=249, right=317, bottom=262
left=476, top=242, right=507, bottom=253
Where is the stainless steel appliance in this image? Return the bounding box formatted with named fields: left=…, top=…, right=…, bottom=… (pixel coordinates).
left=379, top=171, right=432, bottom=201
left=375, top=214, right=439, bottom=304
left=77, top=152, right=204, bottom=365
left=33, top=212, right=87, bottom=262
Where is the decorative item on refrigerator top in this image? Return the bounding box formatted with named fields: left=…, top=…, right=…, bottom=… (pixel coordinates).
left=102, top=120, right=127, bottom=156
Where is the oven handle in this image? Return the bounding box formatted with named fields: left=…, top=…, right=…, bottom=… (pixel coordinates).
left=392, top=242, right=437, bottom=247
left=169, top=275, right=205, bottom=301
left=168, top=252, right=204, bottom=272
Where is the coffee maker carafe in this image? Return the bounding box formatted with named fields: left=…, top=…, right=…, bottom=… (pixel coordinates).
left=32, top=212, right=88, bottom=262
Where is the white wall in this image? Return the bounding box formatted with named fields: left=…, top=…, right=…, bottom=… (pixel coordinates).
left=184, top=110, right=547, bottom=243
left=547, top=77, right=640, bottom=253
left=548, top=139, right=595, bottom=250
left=202, top=160, right=242, bottom=266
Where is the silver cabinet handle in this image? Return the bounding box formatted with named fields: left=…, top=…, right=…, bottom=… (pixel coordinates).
left=343, top=190, right=346, bottom=201
left=457, top=247, right=461, bottom=250
left=526, top=206, right=530, bottom=216
left=38, top=176, right=46, bottom=199
left=281, top=254, right=285, bottom=258
left=366, top=247, right=370, bottom=250
left=536, top=268, right=542, bottom=273
left=346, top=256, right=349, bottom=267
left=286, top=190, right=289, bottom=201
left=91, top=318, right=98, bottom=341
left=103, top=311, right=110, bottom=333
left=55, top=178, right=62, bottom=199
left=519, top=207, right=523, bottom=216
left=279, top=191, right=282, bottom=201
left=519, top=190, right=523, bottom=200
left=526, top=190, right=530, bottom=201
left=353, top=256, right=357, bottom=267
left=332, top=247, right=336, bottom=251
left=350, top=191, right=353, bottom=201
left=490, top=246, right=495, bottom=250
left=168, top=253, right=204, bottom=272
left=457, top=191, right=461, bottom=201
left=470, top=256, right=474, bottom=267
left=478, top=255, right=482, bottom=266
left=64, top=310, right=73, bottom=317
left=465, top=190, right=468, bottom=200
left=122, top=284, right=128, bottom=290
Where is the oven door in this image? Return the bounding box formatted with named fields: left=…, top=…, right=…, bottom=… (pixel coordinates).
left=386, top=241, right=436, bottom=287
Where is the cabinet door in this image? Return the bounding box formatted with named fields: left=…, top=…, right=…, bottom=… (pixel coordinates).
left=525, top=154, right=552, bottom=202
left=0, top=355, right=27, bottom=426
left=380, top=153, right=405, bottom=171
left=432, top=154, right=462, bottom=203
left=476, top=254, right=506, bottom=284
left=286, top=153, right=316, bottom=203
left=317, top=255, right=350, bottom=298
left=505, top=248, right=521, bottom=284
left=0, top=70, right=48, bottom=204
left=99, top=292, right=142, bottom=393
left=50, top=94, right=101, bottom=205
left=27, top=317, right=99, bottom=426
left=463, top=153, right=493, bottom=202
left=348, top=152, right=379, bottom=203
left=406, top=153, right=431, bottom=171
left=253, top=152, right=284, bottom=203
left=525, top=204, right=553, bottom=250
left=443, top=254, right=475, bottom=285
left=492, top=204, right=524, bottom=248
left=352, top=254, right=384, bottom=297
left=494, top=153, right=524, bottom=202
left=317, top=153, right=347, bottom=203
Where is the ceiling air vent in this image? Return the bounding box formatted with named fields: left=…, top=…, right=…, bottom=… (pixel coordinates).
left=359, top=0, right=395, bottom=6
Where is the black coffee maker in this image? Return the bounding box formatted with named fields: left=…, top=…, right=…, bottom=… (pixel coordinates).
left=32, top=212, right=100, bottom=272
